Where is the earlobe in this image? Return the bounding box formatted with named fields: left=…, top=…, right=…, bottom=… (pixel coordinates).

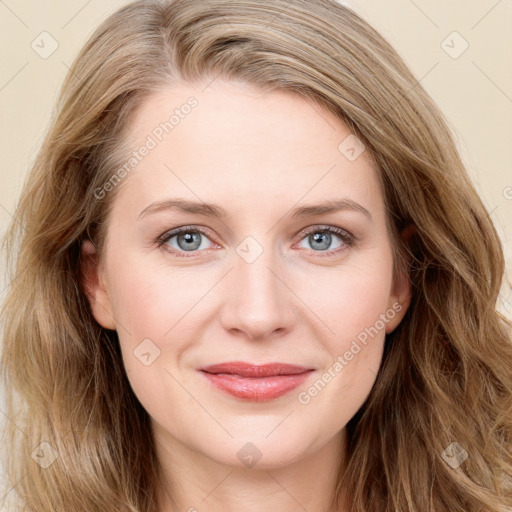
left=385, top=269, right=412, bottom=334
left=385, top=224, right=416, bottom=334
left=80, top=239, right=117, bottom=330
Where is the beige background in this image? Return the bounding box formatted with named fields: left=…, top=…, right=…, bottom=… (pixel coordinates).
left=0, top=0, right=511, bottom=507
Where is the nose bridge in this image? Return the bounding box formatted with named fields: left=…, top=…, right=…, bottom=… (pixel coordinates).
left=220, top=235, right=295, bottom=339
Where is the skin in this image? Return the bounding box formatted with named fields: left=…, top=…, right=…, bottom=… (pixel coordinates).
left=82, top=79, right=411, bottom=512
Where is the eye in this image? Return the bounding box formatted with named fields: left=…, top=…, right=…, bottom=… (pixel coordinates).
left=156, top=224, right=355, bottom=258
left=295, top=225, right=354, bottom=256
left=156, top=226, right=216, bottom=257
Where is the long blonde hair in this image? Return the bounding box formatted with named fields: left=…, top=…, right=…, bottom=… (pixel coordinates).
left=2, top=1, right=511, bottom=510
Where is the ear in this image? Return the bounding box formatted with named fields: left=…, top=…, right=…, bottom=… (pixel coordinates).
left=80, top=239, right=117, bottom=330
left=385, top=224, right=415, bottom=334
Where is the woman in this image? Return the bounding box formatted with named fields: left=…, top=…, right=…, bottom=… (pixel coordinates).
left=1, top=0, right=511, bottom=510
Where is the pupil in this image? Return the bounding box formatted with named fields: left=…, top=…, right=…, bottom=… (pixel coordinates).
left=179, top=232, right=200, bottom=250
left=311, top=231, right=330, bottom=250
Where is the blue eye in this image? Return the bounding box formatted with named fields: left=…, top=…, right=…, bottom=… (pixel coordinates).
left=157, top=226, right=214, bottom=256
left=296, top=226, right=354, bottom=255
left=156, top=225, right=354, bottom=258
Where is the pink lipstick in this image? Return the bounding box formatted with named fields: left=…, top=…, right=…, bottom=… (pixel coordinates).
left=198, top=362, right=314, bottom=401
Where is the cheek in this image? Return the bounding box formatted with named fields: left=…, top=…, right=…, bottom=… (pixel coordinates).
left=106, top=260, right=197, bottom=418
left=295, top=255, right=393, bottom=346
left=104, top=252, right=202, bottom=381
left=297, top=276, right=388, bottom=429
left=294, top=253, right=393, bottom=408
left=107, top=248, right=199, bottom=332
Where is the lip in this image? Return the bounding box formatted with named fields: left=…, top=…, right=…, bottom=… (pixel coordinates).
left=198, top=361, right=314, bottom=401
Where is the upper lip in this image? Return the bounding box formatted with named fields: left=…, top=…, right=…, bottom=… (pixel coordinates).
left=199, top=362, right=313, bottom=377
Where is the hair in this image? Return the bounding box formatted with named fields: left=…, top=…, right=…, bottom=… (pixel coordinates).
left=1, top=0, right=511, bottom=510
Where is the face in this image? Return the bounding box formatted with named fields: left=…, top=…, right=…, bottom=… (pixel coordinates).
left=82, top=79, right=411, bottom=470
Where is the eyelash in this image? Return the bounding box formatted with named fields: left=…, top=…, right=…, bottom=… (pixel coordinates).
left=155, top=225, right=355, bottom=258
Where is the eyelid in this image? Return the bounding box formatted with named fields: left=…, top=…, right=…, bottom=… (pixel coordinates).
left=298, top=224, right=354, bottom=241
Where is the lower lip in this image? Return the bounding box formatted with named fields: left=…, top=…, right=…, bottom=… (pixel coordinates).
left=200, top=371, right=313, bottom=401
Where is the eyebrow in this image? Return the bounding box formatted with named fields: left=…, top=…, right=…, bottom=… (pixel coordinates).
left=137, top=198, right=373, bottom=221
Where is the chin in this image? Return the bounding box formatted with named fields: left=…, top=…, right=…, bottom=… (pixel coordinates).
left=197, top=431, right=321, bottom=470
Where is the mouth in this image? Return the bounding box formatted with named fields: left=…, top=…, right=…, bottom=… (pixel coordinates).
left=198, top=362, right=315, bottom=401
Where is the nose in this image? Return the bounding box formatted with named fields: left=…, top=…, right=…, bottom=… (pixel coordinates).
left=219, top=244, right=297, bottom=341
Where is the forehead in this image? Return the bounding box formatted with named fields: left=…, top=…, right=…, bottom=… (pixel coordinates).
left=113, top=79, right=384, bottom=223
